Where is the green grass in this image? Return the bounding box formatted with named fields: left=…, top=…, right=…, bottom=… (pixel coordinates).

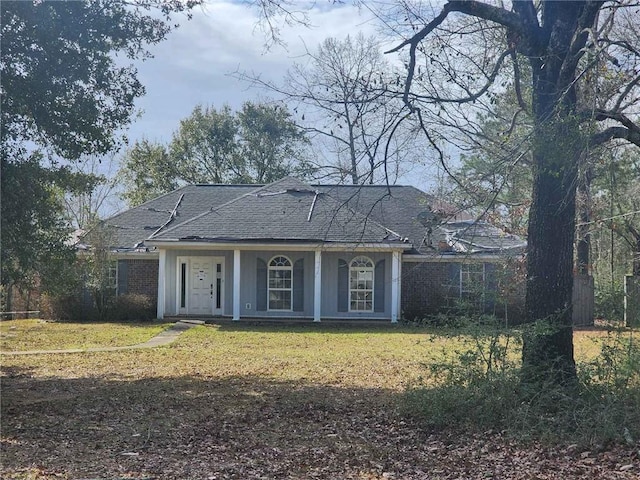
left=0, top=319, right=171, bottom=351
left=0, top=321, right=614, bottom=387
left=1, top=322, right=638, bottom=479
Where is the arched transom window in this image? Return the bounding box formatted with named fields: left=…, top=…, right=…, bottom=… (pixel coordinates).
left=268, top=256, right=292, bottom=310
left=349, top=256, right=374, bottom=311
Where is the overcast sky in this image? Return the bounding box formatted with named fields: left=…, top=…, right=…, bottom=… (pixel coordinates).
left=94, top=0, right=443, bottom=217
left=126, top=0, right=382, bottom=145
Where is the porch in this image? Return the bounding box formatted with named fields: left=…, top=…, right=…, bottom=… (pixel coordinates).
left=155, top=246, right=404, bottom=323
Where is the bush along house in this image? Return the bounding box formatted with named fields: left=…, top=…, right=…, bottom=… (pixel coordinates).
left=83, top=177, right=526, bottom=323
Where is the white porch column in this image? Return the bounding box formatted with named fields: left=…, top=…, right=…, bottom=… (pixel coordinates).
left=314, top=250, right=322, bottom=322
left=233, top=249, right=241, bottom=321
left=391, top=251, right=401, bottom=323
left=157, top=249, right=166, bottom=320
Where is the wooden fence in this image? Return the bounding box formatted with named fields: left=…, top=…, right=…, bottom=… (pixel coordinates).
left=572, top=274, right=594, bottom=327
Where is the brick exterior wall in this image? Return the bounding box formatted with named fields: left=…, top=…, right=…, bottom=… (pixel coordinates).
left=121, top=259, right=158, bottom=304
left=401, top=262, right=455, bottom=319
left=401, top=260, right=526, bottom=324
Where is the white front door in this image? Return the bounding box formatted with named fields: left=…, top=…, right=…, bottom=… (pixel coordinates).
left=190, top=258, right=213, bottom=315
left=177, top=257, right=225, bottom=316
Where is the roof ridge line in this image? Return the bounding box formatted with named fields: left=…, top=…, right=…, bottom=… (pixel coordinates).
left=147, top=178, right=310, bottom=240
left=318, top=190, right=409, bottom=242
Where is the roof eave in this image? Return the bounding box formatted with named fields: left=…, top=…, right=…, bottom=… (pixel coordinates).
left=146, top=238, right=411, bottom=252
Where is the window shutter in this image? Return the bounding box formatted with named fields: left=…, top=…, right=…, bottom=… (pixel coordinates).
left=293, top=258, right=304, bottom=312
left=337, top=259, right=348, bottom=312
left=374, top=259, right=385, bottom=313
left=117, top=260, right=128, bottom=296
left=256, top=258, right=267, bottom=311
left=448, top=263, right=461, bottom=298
left=485, top=263, right=498, bottom=309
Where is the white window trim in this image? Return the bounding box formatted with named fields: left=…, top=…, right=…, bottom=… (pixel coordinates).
left=460, top=262, right=486, bottom=299
left=349, top=256, right=374, bottom=312
left=268, top=255, right=293, bottom=311
left=108, top=260, right=118, bottom=295
left=176, top=257, right=190, bottom=314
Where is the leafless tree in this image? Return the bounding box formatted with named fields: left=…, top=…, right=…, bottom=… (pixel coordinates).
left=380, top=0, right=640, bottom=384
left=250, top=0, right=640, bottom=385
left=235, top=33, right=427, bottom=185
left=64, top=153, right=122, bottom=230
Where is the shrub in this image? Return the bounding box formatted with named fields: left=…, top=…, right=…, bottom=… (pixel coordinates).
left=402, top=322, right=640, bottom=446
left=595, top=281, right=625, bottom=321
left=105, top=294, right=156, bottom=322
left=40, top=293, right=155, bottom=322
left=40, top=294, right=96, bottom=321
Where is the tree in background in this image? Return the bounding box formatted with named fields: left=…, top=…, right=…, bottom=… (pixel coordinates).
left=62, top=153, right=123, bottom=231
left=236, top=33, right=426, bottom=185
left=380, top=1, right=640, bottom=385
left=0, top=0, right=198, bottom=311
left=120, top=140, right=179, bottom=207
left=119, top=101, right=311, bottom=206
left=588, top=146, right=640, bottom=320
left=170, top=104, right=240, bottom=185
left=454, top=84, right=534, bottom=236
left=237, top=102, right=310, bottom=183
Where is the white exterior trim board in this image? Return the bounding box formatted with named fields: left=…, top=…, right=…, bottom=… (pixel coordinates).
left=146, top=240, right=408, bottom=252
left=402, top=254, right=510, bottom=263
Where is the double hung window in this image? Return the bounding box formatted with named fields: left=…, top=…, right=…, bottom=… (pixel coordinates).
left=349, top=256, right=374, bottom=311
left=268, top=256, right=292, bottom=310
left=460, top=263, right=485, bottom=301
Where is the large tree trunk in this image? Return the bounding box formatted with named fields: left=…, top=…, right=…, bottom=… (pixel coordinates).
left=389, top=0, right=613, bottom=386
left=523, top=118, right=579, bottom=385
left=521, top=3, right=588, bottom=385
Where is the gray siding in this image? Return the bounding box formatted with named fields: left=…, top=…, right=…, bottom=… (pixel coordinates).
left=163, top=249, right=234, bottom=316
left=240, top=251, right=314, bottom=318
left=161, top=248, right=394, bottom=320
left=321, top=251, right=391, bottom=319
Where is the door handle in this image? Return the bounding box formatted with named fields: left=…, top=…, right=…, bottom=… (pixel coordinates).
left=210, top=284, right=213, bottom=297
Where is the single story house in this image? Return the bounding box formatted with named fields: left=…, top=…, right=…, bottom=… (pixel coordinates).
left=86, top=176, right=526, bottom=322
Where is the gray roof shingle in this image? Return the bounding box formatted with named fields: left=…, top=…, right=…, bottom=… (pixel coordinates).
left=97, top=184, right=258, bottom=249
left=92, top=176, right=525, bottom=255
left=151, top=177, right=404, bottom=245
left=316, top=184, right=472, bottom=253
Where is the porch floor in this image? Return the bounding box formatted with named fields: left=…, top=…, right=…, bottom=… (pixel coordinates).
left=163, top=315, right=398, bottom=327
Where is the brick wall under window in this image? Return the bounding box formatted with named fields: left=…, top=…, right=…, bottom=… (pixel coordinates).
left=119, top=259, right=158, bottom=304
left=401, top=260, right=526, bottom=323
left=401, top=262, right=454, bottom=319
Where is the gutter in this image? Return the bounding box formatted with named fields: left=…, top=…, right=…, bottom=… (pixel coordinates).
left=144, top=239, right=411, bottom=252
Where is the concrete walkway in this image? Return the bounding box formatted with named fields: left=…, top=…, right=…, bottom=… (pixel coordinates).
left=0, top=320, right=203, bottom=356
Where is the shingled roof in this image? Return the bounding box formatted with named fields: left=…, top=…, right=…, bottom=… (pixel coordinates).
left=150, top=177, right=405, bottom=245
left=317, top=184, right=473, bottom=254
left=91, top=176, right=525, bottom=255
left=96, top=185, right=257, bottom=250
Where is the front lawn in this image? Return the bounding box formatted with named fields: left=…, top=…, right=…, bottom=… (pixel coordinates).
left=1, top=322, right=637, bottom=479
left=0, top=319, right=171, bottom=351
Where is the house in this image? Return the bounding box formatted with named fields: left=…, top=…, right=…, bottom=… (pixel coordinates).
left=92, top=177, right=526, bottom=322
